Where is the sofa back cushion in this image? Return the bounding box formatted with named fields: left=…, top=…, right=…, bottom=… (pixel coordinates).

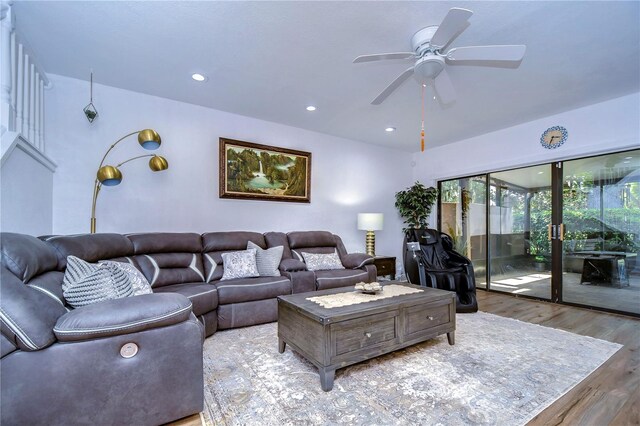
left=2, top=233, right=58, bottom=282
left=287, top=231, right=348, bottom=261
left=264, top=232, right=292, bottom=259
left=1, top=266, right=67, bottom=352
left=42, top=234, right=134, bottom=270
left=201, top=232, right=266, bottom=283
left=0, top=233, right=68, bottom=352
left=127, top=233, right=205, bottom=289
left=127, top=232, right=202, bottom=254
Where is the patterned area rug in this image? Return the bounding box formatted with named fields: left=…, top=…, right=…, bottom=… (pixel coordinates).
left=202, top=312, right=621, bottom=425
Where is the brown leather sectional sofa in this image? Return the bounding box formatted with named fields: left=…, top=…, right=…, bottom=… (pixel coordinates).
left=0, top=230, right=375, bottom=425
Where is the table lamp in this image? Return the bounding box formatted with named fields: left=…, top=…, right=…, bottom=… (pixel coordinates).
left=357, top=213, right=384, bottom=256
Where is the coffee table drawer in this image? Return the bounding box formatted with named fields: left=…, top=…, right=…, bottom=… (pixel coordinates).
left=331, top=311, right=398, bottom=357
left=404, top=302, right=452, bottom=337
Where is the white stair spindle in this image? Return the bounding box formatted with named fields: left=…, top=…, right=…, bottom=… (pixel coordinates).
left=0, top=6, right=12, bottom=134
left=22, top=53, right=30, bottom=136
left=34, top=71, right=40, bottom=150
left=29, top=62, right=35, bottom=144
left=9, top=30, right=16, bottom=130
left=16, top=43, right=23, bottom=135
left=39, top=78, right=45, bottom=150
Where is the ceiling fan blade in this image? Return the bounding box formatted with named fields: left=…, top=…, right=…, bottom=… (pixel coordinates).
left=353, top=52, right=416, bottom=63
left=433, top=68, right=456, bottom=105
left=446, top=45, right=526, bottom=62
left=430, top=8, right=473, bottom=49
left=371, top=67, right=415, bottom=105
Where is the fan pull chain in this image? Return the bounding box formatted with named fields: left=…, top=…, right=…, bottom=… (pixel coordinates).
left=420, top=84, right=425, bottom=152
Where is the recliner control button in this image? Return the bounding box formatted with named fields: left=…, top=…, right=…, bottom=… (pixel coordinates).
left=120, top=343, right=139, bottom=358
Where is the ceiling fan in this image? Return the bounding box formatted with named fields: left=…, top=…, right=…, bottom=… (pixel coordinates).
left=353, top=8, right=526, bottom=105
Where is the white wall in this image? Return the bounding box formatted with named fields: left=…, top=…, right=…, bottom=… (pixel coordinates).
left=45, top=75, right=413, bottom=265
left=414, top=93, right=639, bottom=184
left=1, top=144, right=54, bottom=235
left=413, top=93, right=640, bottom=225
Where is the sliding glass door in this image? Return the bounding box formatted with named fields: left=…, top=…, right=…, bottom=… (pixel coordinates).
left=561, top=150, right=639, bottom=313
left=489, top=165, right=552, bottom=299
left=439, top=176, right=487, bottom=287
left=438, top=148, right=639, bottom=316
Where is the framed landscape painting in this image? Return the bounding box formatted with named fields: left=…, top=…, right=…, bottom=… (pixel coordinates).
left=219, top=138, right=311, bottom=203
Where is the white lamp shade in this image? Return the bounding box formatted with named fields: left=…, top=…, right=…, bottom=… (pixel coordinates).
left=357, top=213, right=384, bottom=231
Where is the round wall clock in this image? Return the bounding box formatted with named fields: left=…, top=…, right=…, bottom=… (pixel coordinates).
left=540, top=126, right=568, bottom=149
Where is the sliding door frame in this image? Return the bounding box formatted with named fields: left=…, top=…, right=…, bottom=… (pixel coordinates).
left=437, top=147, right=639, bottom=318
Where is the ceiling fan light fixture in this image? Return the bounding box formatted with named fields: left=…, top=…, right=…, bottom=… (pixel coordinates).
left=191, top=73, right=207, bottom=82
left=414, top=55, right=446, bottom=81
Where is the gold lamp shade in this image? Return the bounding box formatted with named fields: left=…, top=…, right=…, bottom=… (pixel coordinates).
left=96, top=165, right=122, bottom=186
left=149, top=155, right=169, bottom=172
left=138, top=129, right=162, bottom=150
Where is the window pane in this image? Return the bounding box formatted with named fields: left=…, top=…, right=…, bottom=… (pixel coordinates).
left=440, top=176, right=487, bottom=287
left=562, top=150, right=640, bottom=314
left=489, top=165, right=552, bottom=299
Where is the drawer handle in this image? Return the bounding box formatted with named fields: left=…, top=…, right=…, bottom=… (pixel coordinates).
left=427, top=316, right=434, bottom=321
left=364, top=332, right=372, bottom=338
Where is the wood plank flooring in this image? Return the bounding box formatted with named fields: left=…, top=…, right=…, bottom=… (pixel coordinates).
left=477, top=290, right=639, bottom=426
left=484, top=270, right=640, bottom=315
left=169, top=290, right=640, bottom=426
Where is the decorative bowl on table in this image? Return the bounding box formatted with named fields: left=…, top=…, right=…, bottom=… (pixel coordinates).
left=355, top=281, right=383, bottom=294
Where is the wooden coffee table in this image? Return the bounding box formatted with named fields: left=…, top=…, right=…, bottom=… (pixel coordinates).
left=277, top=281, right=456, bottom=391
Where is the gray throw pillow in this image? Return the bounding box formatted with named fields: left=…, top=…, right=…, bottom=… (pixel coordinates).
left=301, top=252, right=345, bottom=271
left=221, top=249, right=260, bottom=280
left=247, top=241, right=283, bottom=277
left=62, top=256, right=134, bottom=308
left=100, top=260, right=153, bottom=296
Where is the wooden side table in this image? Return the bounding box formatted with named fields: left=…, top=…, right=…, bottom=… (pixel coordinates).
left=373, top=256, right=396, bottom=280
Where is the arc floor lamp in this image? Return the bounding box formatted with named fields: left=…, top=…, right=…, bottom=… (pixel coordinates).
left=90, top=129, right=168, bottom=233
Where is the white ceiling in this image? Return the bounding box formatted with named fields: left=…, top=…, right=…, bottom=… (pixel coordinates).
left=13, top=1, right=640, bottom=152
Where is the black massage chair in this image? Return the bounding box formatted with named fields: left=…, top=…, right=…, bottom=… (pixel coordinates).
left=403, top=228, right=478, bottom=313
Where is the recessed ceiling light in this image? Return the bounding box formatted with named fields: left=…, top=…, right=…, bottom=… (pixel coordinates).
left=433, top=96, right=436, bottom=100
left=623, top=160, right=630, bottom=164
left=306, top=105, right=316, bottom=111
left=624, top=156, right=633, bottom=159
left=537, top=171, right=544, bottom=175
left=385, top=127, right=396, bottom=132
left=191, top=73, right=206, bottom=82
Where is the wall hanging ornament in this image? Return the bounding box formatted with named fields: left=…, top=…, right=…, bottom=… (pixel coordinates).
left=83, top=71, right=98, bottom=123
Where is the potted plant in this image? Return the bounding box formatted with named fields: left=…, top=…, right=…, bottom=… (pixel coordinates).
left=534, top=255, right=547, bottom=272
left=394, top=182, right=438, bottom=231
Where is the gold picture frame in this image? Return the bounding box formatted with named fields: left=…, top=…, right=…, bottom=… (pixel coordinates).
left=219, top=138, right=311, bottom=203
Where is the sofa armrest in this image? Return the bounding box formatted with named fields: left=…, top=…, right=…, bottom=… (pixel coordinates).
left=280, top=258, right=308, bottom=272
left=341, top=253, right=374, bottom=269
left=53, top=293, right=192, bottom=342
